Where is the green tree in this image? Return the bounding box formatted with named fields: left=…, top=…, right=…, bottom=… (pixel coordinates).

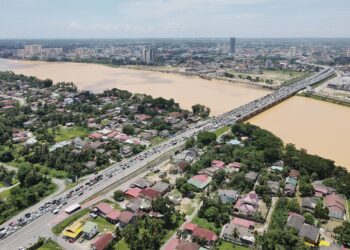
left=334, top=221, right=350, bottom=247
left=197, top=131, right=216, bottom=145
left=122, top=124, right=135, bottom=135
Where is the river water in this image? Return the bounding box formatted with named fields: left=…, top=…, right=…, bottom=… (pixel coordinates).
left=0, top=59, right=349, bottom=169
left=248, top=96, right=350, bottom=169
left=0, top=58, right=270, bottom=116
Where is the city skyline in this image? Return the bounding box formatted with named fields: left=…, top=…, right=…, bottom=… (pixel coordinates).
left=0, top=0, right=350, bottom=39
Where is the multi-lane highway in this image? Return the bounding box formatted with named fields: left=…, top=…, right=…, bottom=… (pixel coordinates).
left=0, top=66, right=334, bottom=249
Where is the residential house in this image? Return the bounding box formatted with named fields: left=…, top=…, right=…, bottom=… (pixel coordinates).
left=124, top=187, right=142, bottom=198
left=298, top=224, right=320, bottom=245
left=211, top=160, right=225, bottom=169
left=313, top=181, right=334, bottom=198
left=126, top=198, right=143, bottom=213
left=91, top=233, right=114, bottom=250
left=286, top=213, right=305, bottom=231
left=284, top=183, right=297, bottom=197
left=302, top=197, right=319, bottom=213
left=173, top=148, right=199, bottom=164
left=218, top=189, right=240, bottom=204
left=245, top=171, right=259, bottom=183
left=159, top=129, right=170, bottom=138
left=140, top=188, right=162, bottom=200
left=121, top=146, right=132, bottom=156
left=118, top=211, right=135, bottom=228
left=106, top=210, right=121, bottom=224
left=95, top=202, right=113, bottom=218
left=187, top=174, right=212, bottom=190
left=132, top=178, right=154, bottom=189
left=63, top=221, right=83, bottom=240
left=267, top=181, right=280, bottom=196
left=227, top=139, right=243, bottom=146
left=175, top=240, right=200, bottom=250
left=183, top=223, right=217, bottom=246
left=221, top=223, right=255, bottom=246
left=89, top=133, right=103, bottom=140
left=82, top=221, right=98, bottom=240
left=289, top=169, right=300, bottom=180
left=152, top=181, right=171, bottom=195
left=226, top=162, right=241, bottom=173
left=325, top=193, right=346, bottom=220
left=231, top=217, right=256, bottom=229
left=234, top=191, right=259, bottom=216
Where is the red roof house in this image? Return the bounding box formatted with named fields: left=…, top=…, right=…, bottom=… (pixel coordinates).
left=211, top=160, right=225, bottom=169
left=140, top=188, right=161, bottom=200
left=135, top=114, right=151, bottom=122
left=95, top=202, right=113, bottom=217
left=325, top=193, right=346, bottom=220
left=289, top=169, right=300, bottom=179
left=183, top=222, right=198, bottom=233
left=106, top=210, right=121, bottom=224
left=124, top=187, right=142, bottom=198
left=192, top=227, right=217, bottom=242
left=91, top=233, right=114, bottom=250
left=89, top=133, right=103, bottom=140
left=231, top=217, right=256, bottom=229
left=118, top=211, right=135, bottom=227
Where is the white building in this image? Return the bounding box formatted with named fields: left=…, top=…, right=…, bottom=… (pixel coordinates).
left=289, top=46, right=296, bottom=58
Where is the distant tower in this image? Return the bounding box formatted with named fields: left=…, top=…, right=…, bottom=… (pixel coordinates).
left=229, top=37, right=236, bottom=56
left=289, top=46, right=296, bottom=58
left=347, top=48, right=350, bottom=58
left=265, top=59, right=273, bottom=69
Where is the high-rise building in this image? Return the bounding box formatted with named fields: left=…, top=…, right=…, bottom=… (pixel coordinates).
left=145, top=49, right=154, bottom=64
left=265, top=59, right=273, bottom=69
left=289, top=46, right=296, bottom=58
left=140, top=47, right=154, bottom=63
left=24, top=45, right=42, bottom=57
left=347, top=48, right=350, bottom=58
left=229, top=37, right=236, bottom=56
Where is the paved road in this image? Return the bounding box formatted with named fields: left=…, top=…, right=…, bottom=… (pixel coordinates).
left=0, top=67, right=335, bottom=249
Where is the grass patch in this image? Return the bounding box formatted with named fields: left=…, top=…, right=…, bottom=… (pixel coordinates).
left=52, top=208, right=90, bottom=235
left=49, top=126, right=89, bottom=142
left=214, top=126, right=230, bottom=137
left=37, top=239, right=63, bottom=250
left=218, top=241, right=248, bottom=250
left=298, top=93, right=350, bottom=108
left=192, top=216, right=220, bottom=233
left=150, top=136, right=166, bottom=146
left=114, top=239, right=130, bottom=250
left=0, top=188, right=11, bottom=200
left=93, top=216, right=116, bottom=232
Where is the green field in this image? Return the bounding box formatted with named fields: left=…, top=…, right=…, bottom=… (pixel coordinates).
left=49, top=126, right=89, bottom=142
left=0, top=188, right=11, bottom=200
left=214, top=126, right=231, bottom=137
left=218, top=241, right=249, bottom=250
left=37, top=239, right=63, bottom=250
left=226, top=69, right=308, bottom=84
left=192, top=216, right=220, bottom=233
left=150, top=136, right=166, bottom=146
left=94, top=216, right=116, bottom=232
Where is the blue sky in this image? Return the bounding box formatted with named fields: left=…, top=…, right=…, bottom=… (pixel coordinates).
left=0, top=0, right=349, bottom=38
